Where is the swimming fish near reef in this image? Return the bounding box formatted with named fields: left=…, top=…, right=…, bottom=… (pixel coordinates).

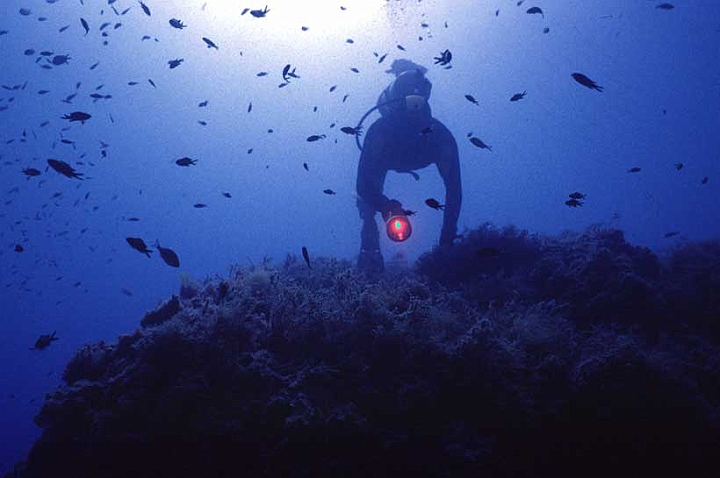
left=323, top=189, right=336, bottom=195
left=301, top=246, right=311, bottom=268
left=469, top=136, right=492, bottom=151
left=155, top=241, right=180, bottom=268
left=30, top=332, right=58, bottom=350
left=47, top=159, right=83, bottom=179
left=306, top=134, right=326, bottom=142
left=139, top=1, right=151, bottom=16
left=126, top=237, right=152, bottom=257
left=202, top=37, right=218, bottom=50
left=62, top=111, right=91, bottom=123
left=175, top=157, right=197, bottom=166
left=572, top=73, right=603, bottom=92
left=465, top=94, right=479, bottom=105
left=510, top=91, right=526, bottom=102
left=425, top=198, right=445, bottom=210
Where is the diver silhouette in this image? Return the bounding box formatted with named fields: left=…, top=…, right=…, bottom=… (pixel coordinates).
left=356, top=59, right=462, bottom=273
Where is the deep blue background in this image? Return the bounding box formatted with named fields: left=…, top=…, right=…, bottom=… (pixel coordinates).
left=1, top=0, right=718, bottom=472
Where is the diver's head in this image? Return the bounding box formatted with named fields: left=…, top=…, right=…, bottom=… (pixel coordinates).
left=391, top=69, right=432, bottom=103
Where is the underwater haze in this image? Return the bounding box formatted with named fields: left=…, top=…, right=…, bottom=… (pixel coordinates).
left=1, top=0, right=720, bottom=475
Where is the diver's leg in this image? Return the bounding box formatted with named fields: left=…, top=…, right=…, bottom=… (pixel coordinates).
left=357, top=198, right=384, bottom=273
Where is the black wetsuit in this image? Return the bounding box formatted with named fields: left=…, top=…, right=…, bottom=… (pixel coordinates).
left=355, top=97, right=462, bottom=259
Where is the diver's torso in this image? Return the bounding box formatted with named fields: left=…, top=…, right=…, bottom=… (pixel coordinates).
left=368, top=115, right=448, bottom=172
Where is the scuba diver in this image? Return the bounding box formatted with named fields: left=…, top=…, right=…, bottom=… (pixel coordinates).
left=355, top=59, right=462, bottom=273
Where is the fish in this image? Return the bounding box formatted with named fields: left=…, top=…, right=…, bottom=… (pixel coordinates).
left=198, top=100, right=208, bottom=107
left=169, top=19, right=186, bottom=29
left=350, top=67, right=359, bottom=73
left=378, top=53, right=388, bottom=63
left=323, top=189, right=337, bottom=195
left=222, top=192, right=232, bottom=198
left=340, top=126, right=362, bottom=136
left=329, top=85, right=337, bottom=92
left=155, top=241, right=180, bottom=268
left=202, top=37, right=219, bottom=50
left=526, top=6, right=544, bottom=18
left=656, top=3, right=674, bottom=10
left=168, top=59, right=184, bottom=69
left=628, top=167, right=641, bottom=173
left=701, top=176, right=709, bottom=184
left=469, top=136, right=492, bottom=151
left=139, top=1, right=151, bottom=16
left=663, top=231, right=680, bottom=238
left=510, top=91, right=527, bottom=102
left=148, top=79, right=156, bottom=88
left=126, top=237, right=152, bottom=257
left=306, top=134, right=326, bottom=142
left=434, top=49, right=452, bottom=66
left=81, top=18, right=89, bottom=35
left=22, top=167, right=41, bottom=177
left=301, top=26, right=309, bottom=31
left=565, top=198, right=583, bottom=207
left=568, top=192, right=586, bottom=200
left=247, top=102, right=252, bottom=113
left=465, top=94, right=479, bottom=105
left=425, top=198, right=445, bottom=210
left=194, top=203, right=208, bottom=208
left=256, top=72, right=268, bottom=77
left=175, top=157, right=197, bottom=166
left=30, top=332, right=58, bottom=350
left=303, top=162, right=309, bottom=171
left=301, top=246, right=311, bottom=268
left=47, top=159, right=83, bottom=179
left=572, top=73, right=603, bottom=92
left=282, top=64, right=300, bottom=81
left=250, top=6, right=270, bottom=18
left=14, top=244, right=24, bottom=252
left=674, top=162, right=683, bottom=170
left=62, top=111, right=91, bottom=123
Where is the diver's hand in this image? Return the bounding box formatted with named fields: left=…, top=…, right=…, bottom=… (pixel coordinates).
left=381, top=199, right=403, bottom=221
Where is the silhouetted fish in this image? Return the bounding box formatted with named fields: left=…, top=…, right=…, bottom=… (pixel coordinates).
left=156, top=241, right=180, bottom=267
left=126, top=237, right=152, bottom=257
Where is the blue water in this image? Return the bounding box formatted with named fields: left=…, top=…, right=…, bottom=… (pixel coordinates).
left=1, top=0, right=719, bottom=472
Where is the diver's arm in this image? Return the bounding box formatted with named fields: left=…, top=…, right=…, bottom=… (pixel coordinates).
left=436, top=132, right=462, bottom=246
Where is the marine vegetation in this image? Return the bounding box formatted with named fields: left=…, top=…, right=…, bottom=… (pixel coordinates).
left=15, top=223, right=720, bottom=478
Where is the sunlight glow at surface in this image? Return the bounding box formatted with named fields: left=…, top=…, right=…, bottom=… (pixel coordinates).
left=205, top=0, right=385, bottom=35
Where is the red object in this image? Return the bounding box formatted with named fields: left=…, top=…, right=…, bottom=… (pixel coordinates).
left=386, top=214, right=412, bottom=242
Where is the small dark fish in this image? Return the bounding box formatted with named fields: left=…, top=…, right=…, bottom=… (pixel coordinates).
left=340, top=126, right=362, bottom=136
left=198, top=100, right=208, bottom=107
left=434, top=49, right=452, bottom=66
left=247, top=102, right=252, bottom=113
left=22, top=167, right=41, bottom=177
left=30, top=332, right=58, bottom=350
left=62, top=111, right=91, bottom=123
left=14, top=244, right=24, bottom=252
left=38, top=89, right=50, bottom=95
left=477, top=247, right=502, bottom=259
left=168, top=59, right=184, bottom=69
left=202, top=37, right=219, bottom=50
left=156, top=241, right=180, bottom=268
left=568, top=192, right=586, bottom=200
left=663, top=231, right=680, bottom=238
left=175, top=157, right=197, bottom=166
left=572, top=73, right=603, bottom=92
left=306, top=134, right=326, bottom=142
left=465, top=94, right=479, bottom=105
left=81, top=18, right=89, bottom=35
left=323, top=189, right=337, bottom=195
left=543, top=27, right=550, bottom=34
left=148, top=79, right=156, bottom=88
left=510, top=91, right=526, bottom=102
left=250, top=6, right=270, bottom=18
left=59, top=25, right=70, bottom=32
left=425, top=198, right=445, bottom=210
left=397, top=44, right=406, bottom=51
left=329, top=85, right=337, bottom=92
left=198, top=120, right=207, bottom=126
left=241, top=8, right=250, bottom=15
left=628, top=167, right=641, bottom=173
left=350, top=67, right=359, bottom=73
left=469, top=136, right=492, bottom=151
left=378, top=53, right=388, bottom=63
left=169, top=18, right=186, bottom=29
left=194, top=203, right=208, bottom=208
left=656, top=3, right=674, bottom=10
left=256, top=71, right=268, bottom=77
left=47, top=159, right=83, bottom=179
left=126, top=237, right=152, bottom=257
left=222, top=192, right=232, bottom=198
left=565, top=199, right=583, bottom=207
left=420, top=126, right=433, bottom=135
left=125, top=217, right=140, bottom=222
left=526, top=6, right=544, bottom=18
left=301, top=246, right=311, bottom=268
left=89, top=61, right=99, bottom=70
left=301, top=26, right=309, bottom=31
left=24, top=48, right=35, bottom=56
left=701, top=176, right=709, bottom=184
left=121, top=288, right=133, bottom=296
left=402, top=209, right=416, bottom=216
left=303, top=162, right=309, bottom=171
left=139, top=1, right=151, bottom=16
left=674, top=162, right=683, bottom=170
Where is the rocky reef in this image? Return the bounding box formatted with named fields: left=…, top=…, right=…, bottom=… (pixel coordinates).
left=15, top=224, right=720, bottom=478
